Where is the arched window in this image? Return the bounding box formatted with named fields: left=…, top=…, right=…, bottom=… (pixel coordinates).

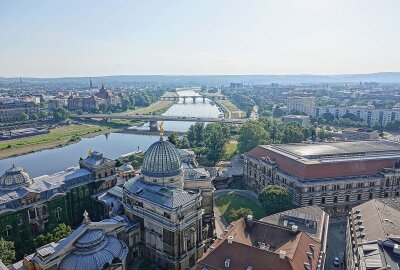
left=4, top=225, right=12, bottom=237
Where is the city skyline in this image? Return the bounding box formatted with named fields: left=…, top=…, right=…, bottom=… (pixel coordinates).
left=1, top=0, right=400, bottom=77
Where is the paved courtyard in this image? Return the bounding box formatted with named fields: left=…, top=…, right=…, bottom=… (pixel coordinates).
left=325, top=218, right=347, bottom=270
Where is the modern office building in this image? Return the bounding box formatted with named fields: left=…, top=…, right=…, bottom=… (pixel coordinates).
left=340, top=128, right=379, bottom=141
left=345, top=198, right=400, bottom=270
left=244, top=140, right=400, bottom=216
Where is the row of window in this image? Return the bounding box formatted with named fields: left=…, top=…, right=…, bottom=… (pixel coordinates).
left=307, top=191, right=400, bottom=206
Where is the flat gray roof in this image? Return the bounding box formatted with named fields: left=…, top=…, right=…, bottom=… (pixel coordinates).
left=269, top=140, right=400, bottom=160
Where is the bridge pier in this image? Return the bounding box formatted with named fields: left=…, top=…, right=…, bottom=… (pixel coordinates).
left=149, top=121, right=158, bottom=131
left=202, top=96, right=206, bottom=103
left=192, top=97, right=196, bottom=103
left=183, top=97, right=186, bottom=103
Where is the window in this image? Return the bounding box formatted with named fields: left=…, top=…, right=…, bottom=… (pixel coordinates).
left=346, top=195, right=350, bottom=202
left=55, top=207, right=62, bottom=220
left=384, top=192, right=389, bottom=198
left=369, top=182, right=375, bottom=187
left=357, top=194, right=362, bottom=201
left=308, top=199, right=313, bottom=205
left=369, top=193, right=373, bottom=199
left=4, top=225, right=12, bottom=237
left=346, top=184, right=352, bottom=189
left=321, top=197, right=326, bottom=204
left=386, top=179, right=390, bottom=187
left=333, top=185, right=340, bottom=191
left=321, top=186, right=327, bottom=191
left=334, top=196, right=338, bottom=203
left=396, top=191, right=399, bottom=197
left=357, top=183, right=363, bottom=188
left=308, top=187, right=314, bottom=192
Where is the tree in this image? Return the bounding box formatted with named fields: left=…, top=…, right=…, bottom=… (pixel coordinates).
left=53, top=108, right=70, bottom=120
left=179, top=136, right=190, bottom=149
left=203, top=123, right=230, bottom=164
left=238, top=121, right=268, bottom=153
left=321, top=112, right=334, bottom=123
left=281, top=124, right=304, bottom=143
left=258, top=185, right=293, bottom=215
left=76, top=109, right=84, bottom=115
left=121, top=98, right=131, bottom=111
left=18, top=112, right=29, bottom=121
left=230, top=208, right=253, bottom=221
left=187, top=122, right=205, bottom=146
left=39, top=110, right=48, bottom=119
left=33, top=224, right=73, bottom=249
left=0, top=237, right=15, bottom=266
left=168, top=132, right=179, bottom=147
left=273, top=105, right=285, bottom=118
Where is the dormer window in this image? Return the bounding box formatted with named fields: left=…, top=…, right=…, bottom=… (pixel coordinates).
left=225, top=259, right=231, bottom=268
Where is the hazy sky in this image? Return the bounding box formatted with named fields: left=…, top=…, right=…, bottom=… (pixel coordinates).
left=1, top=0, right=400, bottom=77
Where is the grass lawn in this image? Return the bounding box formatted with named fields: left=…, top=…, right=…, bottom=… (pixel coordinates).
left=215, top=193, right=265, bottom=223
left=222, top=140, right=237, bottom=160
left=116, top=101, right=174, bottom=116
left=0, top=124, right=111, bottom=159
left=220, top=100, right=244, bottom=119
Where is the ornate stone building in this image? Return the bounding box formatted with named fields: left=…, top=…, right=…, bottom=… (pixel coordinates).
left=122, top=137, right=214, bottom=270
left=0, top=150, right=116, bottom=257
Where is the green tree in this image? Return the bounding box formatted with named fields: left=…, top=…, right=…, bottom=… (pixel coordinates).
left=230, top=208, right=253, bottom=221
left=18, top=112, right=29, bottom=121
left=179, top=136, right=190, bottom=149
left=281, top=124, right=304, bottom=143
left=53, top=108, right=71, bottom=120
left=168, top=132, right=179, bottom=147
left=258, top=185, right=292, bottom=215
left=203, top=123, right=230, bottom=164
left=39, top=110, right=48, bottom=119
left=0, top=237, right=16, bottom=265
left=76, top=109, right=84, bottom=115
left=187, top=122, right=205, bottom=146
left=121, top=98, right=131, bottom=111
left=238, top=121, right=268, bottom=153
left=33, top=224, right=73, bottom=249
left=321, top=112, right=334, bottom=123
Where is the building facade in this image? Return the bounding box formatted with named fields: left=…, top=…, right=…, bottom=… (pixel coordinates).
left=0, top=151, right=116, bottom=256
left=0, top=101, right=39, bottom=124
left=67, top=85, right=121, bottom=112
left=244, top=140, right=400, bottom=216
left=121, top=137, right=213, bottom=270
left=286, top=96, right=315, bottom=116
left=282, top=115, right=311, bottom=127
left=313, top=105, right=400, bottom=127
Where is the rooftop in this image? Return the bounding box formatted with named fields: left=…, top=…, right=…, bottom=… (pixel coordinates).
left=124, top=177, right=200, bottom=209
left=197, top=217, right=322, bottom=270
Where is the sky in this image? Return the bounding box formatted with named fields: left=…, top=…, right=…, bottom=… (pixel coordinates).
left=1, top=0, right=400, bottom=77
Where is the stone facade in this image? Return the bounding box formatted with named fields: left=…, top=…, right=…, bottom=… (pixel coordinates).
left=244, top=141, right=400, bottom=216
left=0, top=101, right=39, bottom=124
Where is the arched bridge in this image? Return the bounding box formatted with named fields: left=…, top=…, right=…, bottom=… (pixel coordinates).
left=72, top=114, right=246, bottom=131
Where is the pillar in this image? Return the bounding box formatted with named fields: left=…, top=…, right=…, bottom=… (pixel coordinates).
left=149, top=121, right=158, bottom=131
left=202, top=96, right=206, bottom=103
left=192, top=97, right=196, bottom=103
left=183, top=97, right=186, bottom=103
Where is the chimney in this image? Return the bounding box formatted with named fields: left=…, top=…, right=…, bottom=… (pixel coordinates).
left=279, top=250, right=286, bottom=259
left=245, top=215, right=254, bottom=227
left=291, top=224, right=298, bottom=232
left=227, top=236, right=234, bottom=244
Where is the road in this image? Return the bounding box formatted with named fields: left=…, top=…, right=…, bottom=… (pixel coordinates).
left=325, top=217, right=347, bottom=270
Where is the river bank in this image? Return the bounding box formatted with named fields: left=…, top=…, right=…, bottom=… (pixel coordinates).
left=0, top=124, right=116, bottom=160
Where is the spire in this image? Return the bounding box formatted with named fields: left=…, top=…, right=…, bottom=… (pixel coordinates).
left=89, top=78, right=93, bottom=89
left=82, top=210, right=91, bottom=225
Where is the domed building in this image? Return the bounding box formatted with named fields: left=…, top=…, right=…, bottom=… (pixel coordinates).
left=0, top=165, right=32, bottom=190
left=141, top=138, right=184, bottom=188
left=121, top=135, right=214, bottom=270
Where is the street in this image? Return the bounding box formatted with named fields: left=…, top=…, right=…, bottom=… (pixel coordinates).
left=325, top=218, right=347, bottom=270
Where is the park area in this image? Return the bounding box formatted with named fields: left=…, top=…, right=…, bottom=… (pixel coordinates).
left=219, top=100, right=244, bottom=119
left=215, top=193, right=265, bottom=223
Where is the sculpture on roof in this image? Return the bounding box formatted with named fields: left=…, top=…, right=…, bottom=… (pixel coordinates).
left=158, top=121, right=164, bottom=137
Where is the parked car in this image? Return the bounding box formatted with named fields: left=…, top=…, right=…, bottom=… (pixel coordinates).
left=333, top=257, right=340, bottom=267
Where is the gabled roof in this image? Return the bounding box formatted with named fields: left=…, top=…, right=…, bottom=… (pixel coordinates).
left=197, top=218, right=322, bottom=270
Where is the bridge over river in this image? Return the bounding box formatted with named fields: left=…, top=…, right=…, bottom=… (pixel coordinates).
left=72, top=114, right=246, bottom=131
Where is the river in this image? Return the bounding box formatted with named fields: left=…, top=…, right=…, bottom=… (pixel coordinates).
left=0, top=90, right=223, bottom=177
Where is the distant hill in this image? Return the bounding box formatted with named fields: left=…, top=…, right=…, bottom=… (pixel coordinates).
left=2, top=72, right=400, bottom=84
